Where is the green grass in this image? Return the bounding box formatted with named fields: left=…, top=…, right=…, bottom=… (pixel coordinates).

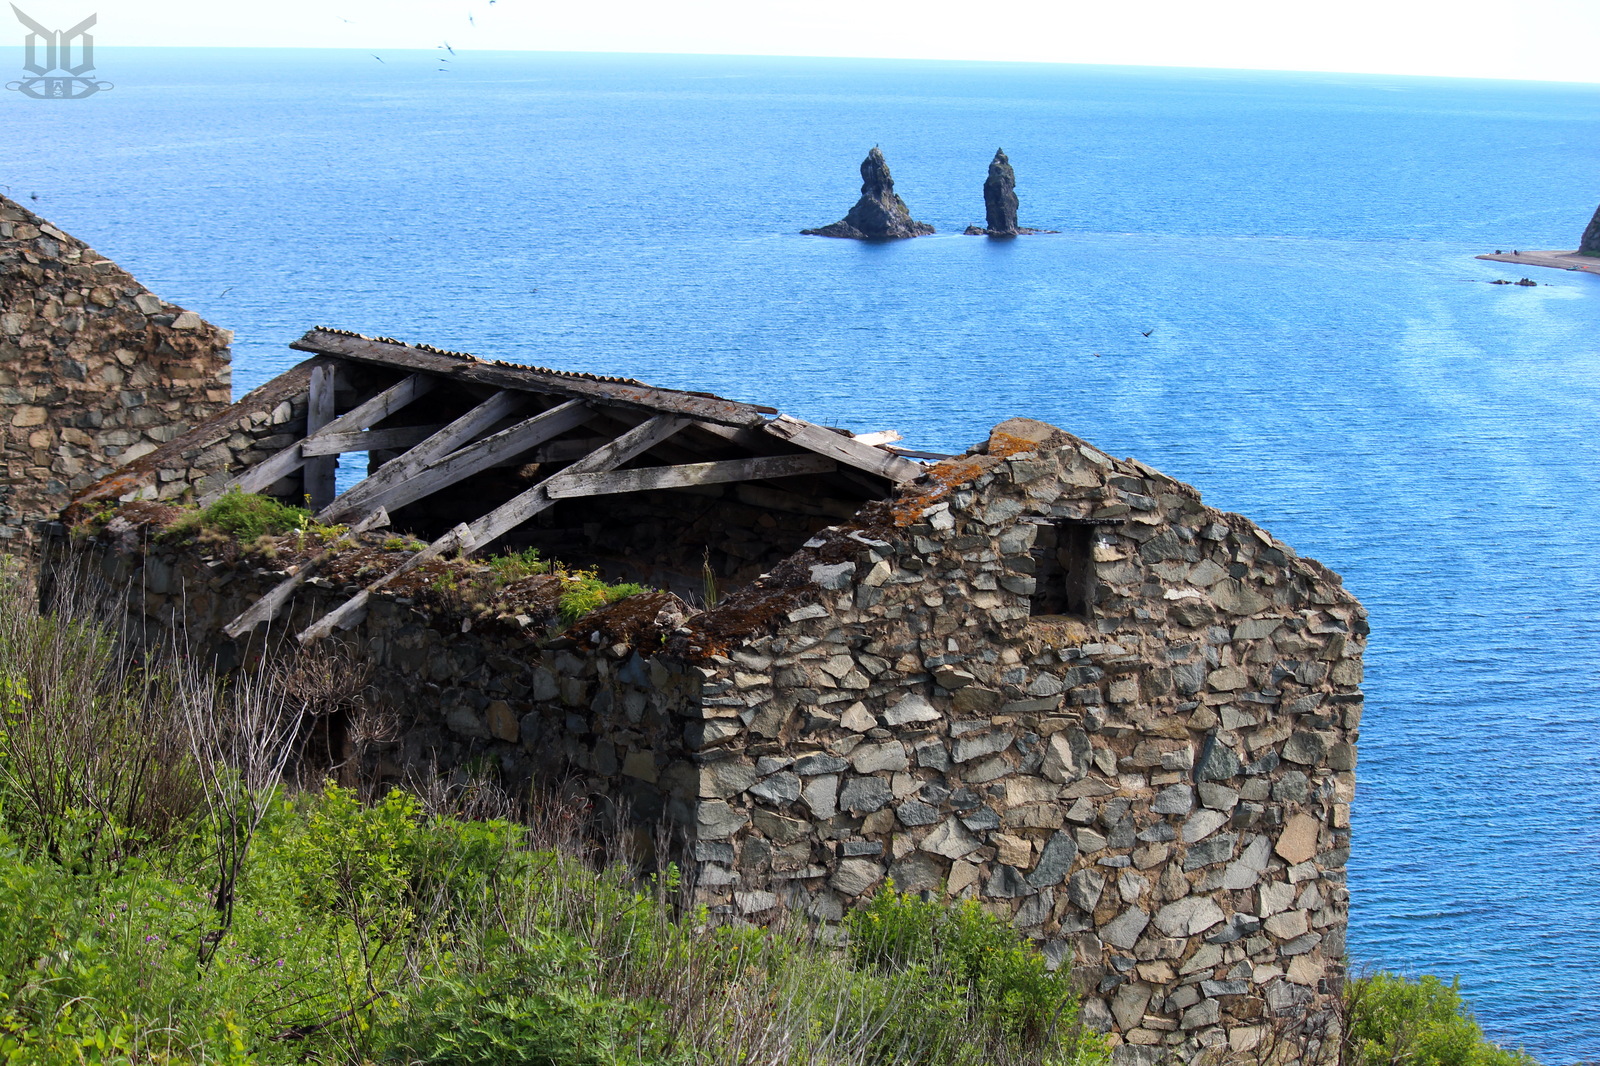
left=166, top=490, right=311, bottom=541
left=556, top=571, right=647, bottom=626
left=486, top=547, right=550, bottom=582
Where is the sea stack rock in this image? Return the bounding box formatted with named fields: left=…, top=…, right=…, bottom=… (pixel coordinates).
left=963, top=149, right=1053, bottom=236
left=803, top=147, right=934, bottom=240
left=1580, top=202, right=1600, bottom=256
left=982, top=148, right=1020, bottom=235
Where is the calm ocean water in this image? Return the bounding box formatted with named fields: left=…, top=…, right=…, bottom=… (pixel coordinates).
left=5, top=48, right=1599, bottom=1061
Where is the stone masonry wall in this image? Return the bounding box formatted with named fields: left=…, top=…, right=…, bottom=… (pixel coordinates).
left=50, top=523, right=708, bottom=839
left=670, top=419, right=1364, bottom=1064
left=0, top=195, right=233, bottom=552
left=53, top=409, right=1364, bottom=1066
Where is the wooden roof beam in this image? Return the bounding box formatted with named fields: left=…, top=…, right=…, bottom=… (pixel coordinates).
left=360, top=400, right=593, bottom=517
left=201, top=371, right=435, bottom=506
left=318, top=389, right=525, bottom=523
left=292, top=329, right=773, bottom=428
left=297, top=415, right=690, bottom=642
left=764, top=414, right=923, bottom=483
left=544, top=454, right=837, bottom=499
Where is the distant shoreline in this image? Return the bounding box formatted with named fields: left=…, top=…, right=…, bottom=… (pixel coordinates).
left=1476, top=248, right=1600, bottom=275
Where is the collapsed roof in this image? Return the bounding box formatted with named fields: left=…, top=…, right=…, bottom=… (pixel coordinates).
left=71, top=327, right=945, bottom=643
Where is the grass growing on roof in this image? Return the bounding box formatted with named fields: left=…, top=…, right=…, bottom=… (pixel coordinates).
left=487, top=546, right=550, bottom=582
left=556, top=569, right=646, bottom=626
left=165, top=489, right=311, bottom=540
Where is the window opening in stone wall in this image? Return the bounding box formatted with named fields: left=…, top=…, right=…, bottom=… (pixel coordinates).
left=1030, top=520, right=1095, bottom=618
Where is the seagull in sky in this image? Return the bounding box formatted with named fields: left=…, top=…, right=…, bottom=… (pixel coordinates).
left=371, top=53, right=385, bottom=63
left=443, top=41, right=456, bottom=55
left=1140, top=328, right=1153, bottom=337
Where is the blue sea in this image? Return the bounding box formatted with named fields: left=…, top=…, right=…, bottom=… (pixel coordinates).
left=6, top=48, right=1599, bottom=1063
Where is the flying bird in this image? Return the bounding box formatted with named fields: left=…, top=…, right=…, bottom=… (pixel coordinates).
left=371, top=53, right=385, bottom=63
left=1140, top=328, right=1153, bottom=337
left=467, top=13, right=475, bottom=25
left=443, top=41, right=456, bottom=55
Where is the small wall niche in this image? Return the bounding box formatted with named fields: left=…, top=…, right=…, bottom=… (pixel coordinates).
left=1030, top=520, right=1097, bottom=618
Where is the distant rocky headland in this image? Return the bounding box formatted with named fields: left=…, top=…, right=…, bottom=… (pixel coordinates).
left=1581, top=202, right=1600, bottom=257
left=1474, top=199, right=1600, bottom=276
left=803, top=147, right=935, bottom=240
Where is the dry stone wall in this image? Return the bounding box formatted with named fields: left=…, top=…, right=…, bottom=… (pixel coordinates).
left=52, top=524, right=707, bottom=833
left=671, top=420, right=1363, bottom=1064
left=0, top=195, right=233, bottom=552
left=53, top=409, right=1363, bottom=1066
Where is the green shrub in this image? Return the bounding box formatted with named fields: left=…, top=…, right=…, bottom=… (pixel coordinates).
left=845, top=883, right=1107, bottom=1065
left=1345, top=972, right=1537, bottom=1066
left=397, top=930, right=684, bottom=1066
left=167, top=490, right=310, bottom=540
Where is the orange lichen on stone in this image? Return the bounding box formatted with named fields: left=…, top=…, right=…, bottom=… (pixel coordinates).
left=888, top=432, right=1044, bottom=527
left=889, top=454, right=995, bottom=526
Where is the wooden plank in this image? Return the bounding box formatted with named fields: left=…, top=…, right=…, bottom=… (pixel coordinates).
left=303, top=364, right=338, bottom=510
left=545, top=453, right=836, bottom=499
left=850, top=430, right=903, bottom=447
left=688, top=419, right=777, bottom=451
left=321, top=373, right=436, bottom=435
left=300, top=424, right=445, bottom=457
left=319, top=390, right=524, bottom=522
left=363, top=400, right=592, bottom=515
left=763, top=415, right=923, bottom=483
left=203, top=373, right=435, bottom=505
left=297, top=524, right=472, bottom=643
left=221, top=508, right=391, bottom=639
left=885, top=445, right=954, bottom=461
left=291, top=329, right=772, bottom=428
left=298, top=416, right=690, bottom=643
left=463, top=415, right=691, bottom=547
left=222, top=441, right=307, bottom=504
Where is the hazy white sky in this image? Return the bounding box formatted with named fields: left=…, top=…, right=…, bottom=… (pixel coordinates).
left=12, top=0, right=1600, bottom=83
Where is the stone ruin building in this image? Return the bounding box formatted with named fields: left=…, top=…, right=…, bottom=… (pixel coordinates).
left=40, top=320, right=1367, bottom=1065
left=0, top=193, right=233, bottom=554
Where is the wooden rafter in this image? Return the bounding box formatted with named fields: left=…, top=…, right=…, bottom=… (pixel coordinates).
left=300, top=424, right=445, bottom=457
left=318, top=390, right=525, bottom=523
left=544, top=454, right=837, bottom=499
left=202, top=371, right=435, bottom=506
left=359, top=400, right=593, bottom=517
left=221, top=507, right=392, bottom=639
left=297, top=415, right=691, bottom=642
left=764, top=415, right=923, bottom=483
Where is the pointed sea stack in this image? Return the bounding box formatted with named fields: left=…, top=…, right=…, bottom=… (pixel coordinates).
left=963, top=148, right=1054, bottom=236
left=803, top=147, right=934, bottom=240
left=983, top=148, right=1020, bottom=235
left=1581, top=202, right=1600, bottom=257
